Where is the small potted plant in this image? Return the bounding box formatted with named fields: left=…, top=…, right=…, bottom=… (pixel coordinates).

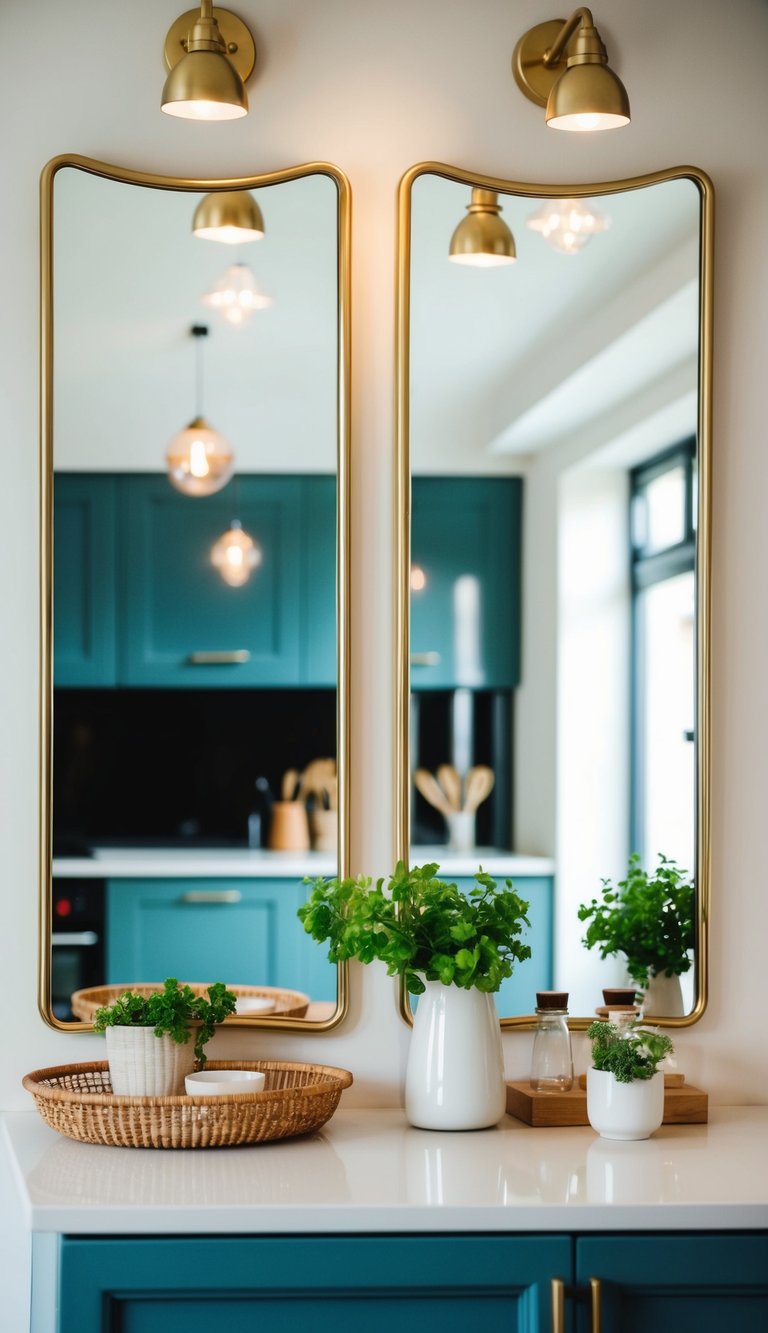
left=299, top=862, right=531, bottom=1130
left=586, top=1019, right=674, bottom=1140
left=94, top=978, right=237, bottom=1096
left=577, top=853, right=694, bottom=1016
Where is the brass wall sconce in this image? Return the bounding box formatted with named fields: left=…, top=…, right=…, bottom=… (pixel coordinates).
left=161, top=2, right=256, bottom=120
left=192, top=190, right=265, bottom=243
left=448, top=189, right=517, bottom=268
left=166, top=325, right=235, bottom=496
left=513, top=8, right=630, bottom=131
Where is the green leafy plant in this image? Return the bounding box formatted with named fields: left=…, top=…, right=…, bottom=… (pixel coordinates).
left=298, top=861, right=532, bottom=996
left=587, top=1019, right=673, bottom=1084
left=577, top=853, right=694, bottom=987
left=93, top=978, right=237, bottom=1066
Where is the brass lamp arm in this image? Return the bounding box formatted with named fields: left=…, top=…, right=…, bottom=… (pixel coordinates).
left=543, top=8, right=595, bottom=66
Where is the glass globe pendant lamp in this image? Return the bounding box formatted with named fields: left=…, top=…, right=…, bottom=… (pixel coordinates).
left=211, top=517, right=262, bottom=587
left=526, top=197, right=610, bottom=254
left=201, top=262, right=273, bottom=326
left=166, top=325, right=234, bottom=496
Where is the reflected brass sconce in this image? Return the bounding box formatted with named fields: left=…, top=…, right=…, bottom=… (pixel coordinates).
left=161, top=2, right=256, bottom=120
left=513, top=8, right=630, bottom=131
left=166, top=325, right=235, bottom=496
left=448, top=189, right=517, bottom=268
left=192, top=190, right=265, bottom=244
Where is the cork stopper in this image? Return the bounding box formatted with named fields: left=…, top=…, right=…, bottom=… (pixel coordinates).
left=536, top=990, right=569, bottom=1010
left=602, top=988, right=639, bottom=1007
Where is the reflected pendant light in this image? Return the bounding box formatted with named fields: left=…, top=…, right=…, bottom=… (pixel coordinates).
left=192, top=190, right=265, bottom=244
left=161, top=2, right=256, bottom=121
left=526, top=197, right=611, bottom=254
left=512, top=9, right=630, bottom=132
left=166, top=325, right=234, bottom=496
left=211, top=518, right=262, bottom=586
left=448, top=189, right=517, bottom=268
left=202, top=262, right=273, bottom=326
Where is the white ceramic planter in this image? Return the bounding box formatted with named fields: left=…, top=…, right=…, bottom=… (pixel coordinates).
left=641, top=970, right=684, bottom=1018
left=586, top=1067, right=664, bottom=1141
left=405, top=981, right=505, bottom=1131
left=105, top=1026, right=196, bottom=1097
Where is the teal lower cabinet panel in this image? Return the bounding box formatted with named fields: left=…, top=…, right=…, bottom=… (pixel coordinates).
left=576, top=1234, right=768, bottom=1333
left=50, top=1234, right=571, bottom=1333
left=106, top=879, right=336, bottom=1002
left=450, top=876, right=553, bottom=1017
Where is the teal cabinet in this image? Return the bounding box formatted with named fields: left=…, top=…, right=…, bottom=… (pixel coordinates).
left=53, top=473, right=337, bottom=688
left=106, top=877, right=336, bottom=1002
left=51, top=1234, right=571, bottom=1333
left=448, top=875, right=553, bottom=1016
left=411, top=477, right=522, bottom=689
left=575, top=1235, right=768, bottom=1332
left=41, top=1232, right=768, bottom=1333
left=53, top=475, right=118, bottom=686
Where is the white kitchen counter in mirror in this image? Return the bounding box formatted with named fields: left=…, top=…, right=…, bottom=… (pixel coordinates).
left=53, top=848, right=551, bottom=879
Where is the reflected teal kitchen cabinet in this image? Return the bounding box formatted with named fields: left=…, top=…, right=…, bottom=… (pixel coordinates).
left=447, top=875, right=553, bottom=1017
left=120, top=476, right=303, bottom=687
left=53, top=475, right=118, bottom=686
left=411, top=477, right=522, bottom=689
left=50, top=1234, right=571, bottom=1333
left=575, top=1235, right=768, bottom=1332
left=106, top=878, right=337, bottom=1002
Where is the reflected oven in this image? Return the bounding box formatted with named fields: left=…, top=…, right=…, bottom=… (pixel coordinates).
left=51, top=879, right=105, bottom=1020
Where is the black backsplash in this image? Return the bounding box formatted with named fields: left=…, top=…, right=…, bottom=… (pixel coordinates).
left=53, top=689, right=337, bottom=847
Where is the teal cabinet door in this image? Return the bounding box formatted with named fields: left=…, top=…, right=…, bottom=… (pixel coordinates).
left=53, top=475, right=117, bottom=686
left=448, top=875, right=553, bottom=1016
left=120, top=475, right=303, bottom=686
left=576, top=1235, right=768, bottom=1332
left=411, top=477, right=522, bottom=689
left=106, top=877, right=336, bottom=1001
left=303, top=475, right=337, bottom=685
left=54, top=1234, right=571, bottom=1333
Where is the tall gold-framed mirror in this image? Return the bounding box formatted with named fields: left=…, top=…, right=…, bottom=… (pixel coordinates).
left=40, top=155, right=350, bottom=1031
left=395, top=163, right=712, bottom=1028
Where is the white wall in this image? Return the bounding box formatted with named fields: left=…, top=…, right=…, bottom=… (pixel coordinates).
left=2, top=0, right=768, bottom=1112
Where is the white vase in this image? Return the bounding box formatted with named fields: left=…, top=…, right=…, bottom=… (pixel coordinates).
left=641, top=971, right=684, bottom=1018
left=105, top=1026, right=196, bottom=1096
left=405, top=981, right=506, bottom=1131
left=586, top=1067, right=664, bottom=1141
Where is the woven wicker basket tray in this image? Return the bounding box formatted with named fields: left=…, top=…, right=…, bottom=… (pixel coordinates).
left=22, top=1060, right=353, bottom=1149
left=70, top=983, right=311, bottom=1023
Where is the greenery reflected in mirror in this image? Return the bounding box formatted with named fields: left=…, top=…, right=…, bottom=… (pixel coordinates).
left=396, top=163, right=712, bottom=1026
left=41, top=157, right=350, bottom=1032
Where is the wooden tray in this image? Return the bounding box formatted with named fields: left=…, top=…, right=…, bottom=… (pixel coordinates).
left=70, top=983, right=311, bottom=1023
left=22, top=1060, right=352, bottom=1149
left=506, top=1078, right=708, bottom=1127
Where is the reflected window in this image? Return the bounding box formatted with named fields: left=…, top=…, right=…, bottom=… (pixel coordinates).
left=631, top=440, right=696, bottom=867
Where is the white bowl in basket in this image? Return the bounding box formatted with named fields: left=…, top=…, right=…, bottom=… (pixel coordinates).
left=185, top=1069, right=266, bottom=1097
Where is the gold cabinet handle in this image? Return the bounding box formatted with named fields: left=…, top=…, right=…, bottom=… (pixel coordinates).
left=187, top=650, right=251, bottom=665
left=589, top=1277, right=602, bottom=1333
left=410, top=651, right=441, bottom=666
left=180, top=890, right=243, bottom=905
left=551, top=1277, right=565, bottom=1333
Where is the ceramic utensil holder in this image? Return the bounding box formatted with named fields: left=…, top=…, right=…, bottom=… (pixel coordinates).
left=446, top=810, right=475, bottom=853
left=309, top=808, right=337, bottom=853
left=268, top=801, right=310, bottom=851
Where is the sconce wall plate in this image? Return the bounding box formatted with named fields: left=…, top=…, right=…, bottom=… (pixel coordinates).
left=164, top=7, right=256, bottom=82
left=512, top=19, right=567, bottom=107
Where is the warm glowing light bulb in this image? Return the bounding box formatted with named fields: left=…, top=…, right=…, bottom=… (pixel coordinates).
left=189, top=438, right=211, bottom=478
left=211, top=520, right=262, bottom=587
left=202, top=263, right=273, bottom=327
left=166, top=417, right=234, bottom=497
left=411, top=565, right=427, bottom=592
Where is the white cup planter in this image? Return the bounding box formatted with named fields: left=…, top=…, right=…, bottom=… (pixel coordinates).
left=105, top=1026, right=196, bottom=1097
left=586, top=1067, right=664, bottom=1141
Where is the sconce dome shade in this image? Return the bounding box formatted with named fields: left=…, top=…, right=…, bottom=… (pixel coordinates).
left=166, top=416, right=235, bottom=496
left=211, top=519, right=262, bottom=586
left=546, top=62, right=630, bottom=131
left=193, top=191, right=265, bottom=244
left=161, top=50, right=248, bottom=120
left=449, top=189, right=517, bottom=268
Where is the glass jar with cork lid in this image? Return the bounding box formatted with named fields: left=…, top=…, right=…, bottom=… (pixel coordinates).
left=530, top=991, right=573, bottom=1092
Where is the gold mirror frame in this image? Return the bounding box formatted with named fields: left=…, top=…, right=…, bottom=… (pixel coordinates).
left=39, top=154, right=351, bottom=1032
left=394, top=161, right=713, bottom=1030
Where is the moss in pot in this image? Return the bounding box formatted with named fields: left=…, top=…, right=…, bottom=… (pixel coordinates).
left=586, top=1019, right=674, bottom=1141
left=94, top=978, right=237, bottom=1097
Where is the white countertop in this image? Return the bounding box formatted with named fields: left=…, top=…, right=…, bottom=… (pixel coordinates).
left=4, top=1106, right=768, bottom=1235
left=52, top=848, right=555, bottom=879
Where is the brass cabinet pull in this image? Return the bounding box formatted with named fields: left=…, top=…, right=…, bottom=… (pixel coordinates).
left=410, top=651, right=441, bottom=666
left=187, top=650, right=251, bottom=665
left=550, top=1277, right=565, bottom=1333
left=589, top=1277, right=602, bottom=1333
left=180, top=890, right=243, bottom=905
